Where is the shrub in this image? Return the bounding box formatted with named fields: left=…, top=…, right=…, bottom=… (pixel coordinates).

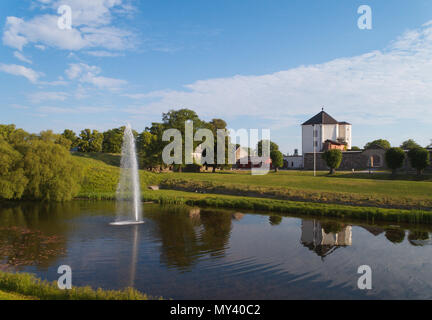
left=322, top=149, right=342, bottom=174
left=407, top=148, right=430, bottom=175
left=385, top=147, right=405, bottom=175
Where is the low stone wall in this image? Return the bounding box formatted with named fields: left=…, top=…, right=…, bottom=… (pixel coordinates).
left=304, top=151, right=369, bottom=171
left=304, top=149, right=432, bottom=172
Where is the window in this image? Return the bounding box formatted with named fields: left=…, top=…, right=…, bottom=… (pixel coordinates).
left=314, top=141, right=318, bottom=147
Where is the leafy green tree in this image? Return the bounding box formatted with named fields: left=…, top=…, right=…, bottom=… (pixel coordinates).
left=257, top=139, right=279, bottom=156
left=322, top=149, right=342, bottom=174
left=407, top=147, right=430, bottom=175
left=385, top=147, right=406, bottom=175
left=0, top=138, right=28, bottom=199
left=350, top=146, right=361, bottom=151
left=62, top=129, right=78, bottom=148
left=400, top=139, right=421, bottom=150
left=77, top=129, right=103, bottom=152
left=202, top=118, right=230, bottom=172
left=270, top=150, right=283, bottom=172
left=0, top=124, right=29, bottom=146
left=364, top=139, right=391, bottom=150
left=20, top=139, right=82, bottom=201
left=102, top=128, right=124, bottom=153
left=162, top=109, right=205, bottom=171
left=39, top=130, right=72, bottom=150
left=137, top=130, right=161, bottom=170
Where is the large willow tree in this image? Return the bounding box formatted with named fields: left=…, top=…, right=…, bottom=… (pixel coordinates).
left=0, top=124, right=82, bottom=201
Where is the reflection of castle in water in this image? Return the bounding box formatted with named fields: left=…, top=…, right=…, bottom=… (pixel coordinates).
left=301, top=220, right=352, bottom=258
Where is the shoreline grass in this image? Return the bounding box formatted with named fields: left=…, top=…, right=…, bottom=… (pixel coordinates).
left=0, top=271, right=158, bottom=300
left=76, top=189, right=432, bottom=225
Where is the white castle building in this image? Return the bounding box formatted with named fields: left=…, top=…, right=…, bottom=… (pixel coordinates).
left=301, top=109, right=352, bottom=155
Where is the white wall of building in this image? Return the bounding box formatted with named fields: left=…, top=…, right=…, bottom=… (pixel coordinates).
left=338, top=124, right=352, bottom=149
left=302, top=123, right=352, bottom=155
left=284, top=155, right=303, bottom=169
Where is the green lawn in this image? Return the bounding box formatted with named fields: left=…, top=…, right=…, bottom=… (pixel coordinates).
left=161, top=171, right=432, bottom=200
left=72, top=153, right=432, bottom=220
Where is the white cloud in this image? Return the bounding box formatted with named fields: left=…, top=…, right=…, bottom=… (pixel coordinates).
left=65, top=62, right=127, bottom=89
left=124, top=21, right=432, bottom=126
left=38, top=105, right=112, bottom=114
left=0, top=63, right=42, bottom=83
left=13, top=51, right=32, bottom=64
left=3, top=1, right=135, bottom=52
left=29, top=91, right=68, bottom=103
left=86, top=50, right=124, bottom=57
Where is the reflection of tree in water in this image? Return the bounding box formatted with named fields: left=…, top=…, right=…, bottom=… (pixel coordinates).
left=269, top=216, right=282, bottom=226
left=385, top=229, right=405, bottom=244
left=0, top=226, right=66, bottom=268
left=408, top=231, right=431, bottom=246
left=149, top=207, right=232, bottom=271
left=198, top=210, right=232, bottom=258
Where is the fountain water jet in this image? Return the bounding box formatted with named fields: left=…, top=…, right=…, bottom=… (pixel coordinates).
left=110, top=123, right=144, bottom=225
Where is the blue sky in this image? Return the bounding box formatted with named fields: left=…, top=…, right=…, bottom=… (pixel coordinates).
left=1, top=0, right=432, bottom=154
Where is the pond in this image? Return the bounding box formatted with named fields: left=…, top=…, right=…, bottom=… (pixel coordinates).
left=0, top=201, right=431, bottom=299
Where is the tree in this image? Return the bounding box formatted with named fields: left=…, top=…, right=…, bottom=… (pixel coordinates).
left=385, top=147, right=405, bottom=175
left=350, top=146, right=361, bottom=151
left=400, top=139, right=421, bottom=150
left=77, top=129, right=103, bottom=152
left=322, top=149, right=342, bottom=174
left=161, top=109, right=205, bottom=171
left=407, top=147, right=430, bottom=176
left=0, top=124, right=29, bottom=146
left=39, top=130, right=72, bottom=150
left=20, top=139, right=82, bottom=201
left=364, top=139, right=391, bottom=150
left=137, top=130, right=161, bottom=170
left=257, top=139, right=279, bottom=156
left=102, top=128, right=124, bottom=154
left=270, top=150, right=283, bottom=172
left=202, top=118, right=230, bottom=172
left=62, top=129, right=78, bottom=148
left=0, top=138, right=28, bottom=199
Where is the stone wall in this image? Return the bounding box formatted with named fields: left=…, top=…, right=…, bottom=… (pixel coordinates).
left=304, top=151, right=368, bottom=171
left=304, top=149, right=432, bottom=172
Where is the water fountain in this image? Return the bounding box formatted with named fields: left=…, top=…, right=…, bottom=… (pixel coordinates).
left=110, top=123, right=144, bottom=225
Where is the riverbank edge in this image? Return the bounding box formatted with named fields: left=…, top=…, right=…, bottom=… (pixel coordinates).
left=76, top=189, right=432, bottom=225
left=0, top=271, right=159, bottom=300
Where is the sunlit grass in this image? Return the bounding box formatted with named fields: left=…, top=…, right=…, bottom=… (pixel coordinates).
left=0, top=271, right=157, bottom=300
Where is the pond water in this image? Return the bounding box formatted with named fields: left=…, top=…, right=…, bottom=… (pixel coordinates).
left=0, top=201, right=431, bottom=300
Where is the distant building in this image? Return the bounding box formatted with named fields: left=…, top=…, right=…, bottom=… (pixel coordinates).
left=302, top=109, right=352, bottom=155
